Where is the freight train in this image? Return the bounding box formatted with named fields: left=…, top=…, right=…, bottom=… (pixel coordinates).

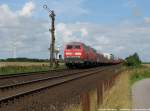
left=64, top=42, right=122, bottom=68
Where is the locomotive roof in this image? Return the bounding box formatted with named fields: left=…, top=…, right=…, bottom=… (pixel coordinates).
left=66, top=42, right=96, bottom=52
left=66, top=42, right=84, bottom=45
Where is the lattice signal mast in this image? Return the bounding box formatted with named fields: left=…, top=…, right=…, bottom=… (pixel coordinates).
left=43, top=5, right=56, bottom=67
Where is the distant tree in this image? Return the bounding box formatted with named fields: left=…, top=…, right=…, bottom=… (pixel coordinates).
left=0, top=58, right=49, bottom=62
left=125, top=52, right=141, bottom=67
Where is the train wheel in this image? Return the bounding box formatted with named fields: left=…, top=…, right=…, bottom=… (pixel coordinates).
left=66, top=63, right=73, bottom=69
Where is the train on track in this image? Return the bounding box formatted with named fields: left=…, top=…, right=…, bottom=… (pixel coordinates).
left=64, top=42, right=123, bottom=68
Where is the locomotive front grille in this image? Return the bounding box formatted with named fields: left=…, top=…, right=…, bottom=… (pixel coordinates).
left=65, top=56, right=83, bottom=63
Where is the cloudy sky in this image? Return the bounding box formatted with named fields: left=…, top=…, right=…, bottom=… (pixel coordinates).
left=0, top=0, right=150, bottom=61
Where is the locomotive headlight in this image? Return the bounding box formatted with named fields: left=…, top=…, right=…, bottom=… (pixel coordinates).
left=75, top=52, right=82, bottom=56
left=66, top=52, right=72, bottom=55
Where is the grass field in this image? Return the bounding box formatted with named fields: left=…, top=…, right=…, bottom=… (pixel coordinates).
left=130, top=64, right=150, bottom=85
left=0, top=62, right=65, bottom=75
left=143, top=63, right=150, bottom=68
left=0, top=62, right=49, bottom=67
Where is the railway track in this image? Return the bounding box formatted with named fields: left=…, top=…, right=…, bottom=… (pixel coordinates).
left=0, top=65, right=118, bottom=105
left=0, top=68, right=67, bottom=79
left=0, top=68, right=90, bottom=87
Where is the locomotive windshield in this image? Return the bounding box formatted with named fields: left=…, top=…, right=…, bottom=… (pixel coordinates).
left=75, top=45, right=81, bottom=49
left=67, top=45, right=73, bottom=49
left=66, top=45, right=81, bottom=49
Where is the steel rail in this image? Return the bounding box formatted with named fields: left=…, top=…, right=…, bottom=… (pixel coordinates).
left=0, top=67, right=103, bottom=90
left=0, top=68, right=67, bottom=79
left=0, top=66, right=116, bottom=104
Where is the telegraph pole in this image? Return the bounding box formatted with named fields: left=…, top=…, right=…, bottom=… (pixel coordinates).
left=43, top=5, right=56, bottom=67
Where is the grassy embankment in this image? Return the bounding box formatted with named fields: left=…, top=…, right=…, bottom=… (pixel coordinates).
left=130, top=64, right=150, bottom=85
left=0, top=62, right=65, bottom=75
left=64, top=68, right=132, bottom=111
left=98, top=64, right=150, bottom=110
left=98, top=70, right=131, bottom=110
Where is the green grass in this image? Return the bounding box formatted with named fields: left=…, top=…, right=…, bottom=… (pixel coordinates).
left=0, top=66, right=49, bottom=75
left=130, top=66, right=150, bottom=85
left=0, top=63, right=66, bottom=75
left=143, top=62, right=150, bottom=64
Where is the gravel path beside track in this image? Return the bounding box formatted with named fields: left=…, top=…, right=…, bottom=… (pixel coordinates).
left=132, top=79, right=150, bottom=109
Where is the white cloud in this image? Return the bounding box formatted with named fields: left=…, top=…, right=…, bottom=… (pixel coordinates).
left=114, top=46, right=125, bottom=52
left=0, top=2, right=49, bottom=58
left=126, top=0, right=142, bottom=17
left=80, top=28, right=88, bottom=37
left=95, top=35, right=110, bottom=45
left=144, top=17, right=150, bottom=24
left=19, top=1, right=35, bottom=17
left=56, top=23, right=73, bottom=43
left=55, top=22, right=150, bottom=61
left=0, top=4, right=18, bottom=26
left=56, top=23, right=72, bottom=37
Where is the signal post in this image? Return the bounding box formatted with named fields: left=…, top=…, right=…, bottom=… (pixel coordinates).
left=43, top=5, right=56, bottom=68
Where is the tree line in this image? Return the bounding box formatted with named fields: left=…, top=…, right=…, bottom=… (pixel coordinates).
left=125, top=52, right=142, bottom=67
left=0, top=53, right=142, bottom=65
left=0, top=58, right=49, bottom=62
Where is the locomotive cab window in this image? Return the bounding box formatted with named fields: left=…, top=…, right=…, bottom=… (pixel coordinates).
left=67, top=45, right=73, bottom=49
left=75, top=45, right=81, bottom=49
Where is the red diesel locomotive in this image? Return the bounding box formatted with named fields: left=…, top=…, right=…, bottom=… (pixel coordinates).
left=64, top=42, right=122, bottom=68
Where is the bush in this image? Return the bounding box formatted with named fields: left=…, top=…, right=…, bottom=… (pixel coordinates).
left=125, top=52, right=141, bottom=67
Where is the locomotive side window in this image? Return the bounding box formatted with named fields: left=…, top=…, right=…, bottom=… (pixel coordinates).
left=83, top=44, right=88, bottom=52
left=67, top=45, right=73, bottom=49
left=75, top=45, right=81, bottom=49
